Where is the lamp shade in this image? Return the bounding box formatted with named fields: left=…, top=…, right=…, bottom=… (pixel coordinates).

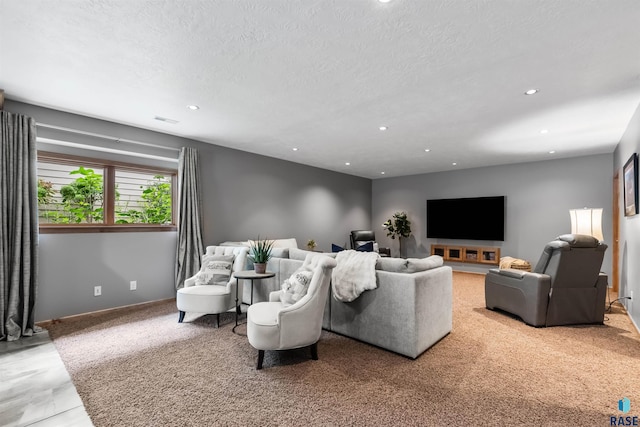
left=569, top=208, right=603, bottom=242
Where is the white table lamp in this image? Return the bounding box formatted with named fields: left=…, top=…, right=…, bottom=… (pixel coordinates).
left=569, top=208, right=604, bottom=242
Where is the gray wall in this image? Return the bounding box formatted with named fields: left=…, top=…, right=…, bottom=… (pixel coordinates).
left=613, top=103, right=640, bottom=330
left=372, top=154, right=613, bottom=276
left=7, top=100, right=371, bottom=321
left=197, top=143, right=371, bottom=250
left=38, top=233, right=177, bottom=319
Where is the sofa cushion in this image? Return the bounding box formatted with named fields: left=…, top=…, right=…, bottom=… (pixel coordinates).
left=264, top=238, right=298, bottom=249
left=270, top=248, right=290, bottom=259
left=406, top=255, right=444, bottom=273
left=375, top=255, right=443, bottom=273
left=290, top=247, right=314, bottom=261
left=376, top=257, right=408, bottom=272
left=280, top=269, right=314, bottom=307
left=194, top=254, right=235, bottom=285
left=219, top=241, right=250, bottom=247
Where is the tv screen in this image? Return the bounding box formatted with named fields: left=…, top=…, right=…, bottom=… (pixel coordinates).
left=427, top=196, right=505, bottom=241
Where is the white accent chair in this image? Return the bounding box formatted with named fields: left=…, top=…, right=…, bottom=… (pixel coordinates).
left=177, top=246, right=248, bottom=327
left=247, top=254, right=337, bottom=369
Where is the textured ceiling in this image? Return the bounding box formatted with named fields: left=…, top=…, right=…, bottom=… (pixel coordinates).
left=2, top=0, right=640, bottom=178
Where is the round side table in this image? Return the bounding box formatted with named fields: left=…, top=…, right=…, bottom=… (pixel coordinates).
left=232, top=270, right=275, bottom=332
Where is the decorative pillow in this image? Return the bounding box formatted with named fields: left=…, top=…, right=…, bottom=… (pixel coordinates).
left=355, top=241, right=374, bottom=252
left=280, top=269, right=314, bottom=307
left=331, top=243, right=345, bottom=253
left=194, top=254, right=235, bottom=286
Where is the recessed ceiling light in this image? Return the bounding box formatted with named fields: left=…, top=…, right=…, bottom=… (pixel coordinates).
left=381, top=172, right=385, bottom=175
left=524, top=89, right=538, bottom=95
left=424, top=149, right=431, bottom=152
left=187, top=105, right=200, bottom=110
left=549, top=150, right=556, bottom=154
left=540, top=129, right=549, bottom=134
left=378, top=0, right=392, bottom=3
left=379, top=126, right=388, bottom=131
left=345, top=162, right=351, bottom=166
left=292, top=147, right=298, bottom=151
left=452, top=162, right=457, bottom=166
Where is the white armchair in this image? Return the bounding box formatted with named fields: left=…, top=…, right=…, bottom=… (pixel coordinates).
left=177, top=246, right=248, bottom=327
left=247, top=254, right=337, bottom=369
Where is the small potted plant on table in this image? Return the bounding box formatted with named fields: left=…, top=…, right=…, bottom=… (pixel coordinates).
left=249, top=238, right=275, bottom=274
left=306, top=239, right=317, bottom=251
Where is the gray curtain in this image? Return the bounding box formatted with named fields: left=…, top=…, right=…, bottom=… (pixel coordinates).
left=175, top=147, right=204, bottom=289
left=0, top=111, right=39, bottom=341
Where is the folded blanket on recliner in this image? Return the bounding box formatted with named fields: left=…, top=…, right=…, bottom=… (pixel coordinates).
left=332, top=250, right=379, bottom=302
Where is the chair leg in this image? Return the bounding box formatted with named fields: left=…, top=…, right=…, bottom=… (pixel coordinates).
left=310, top=342, right=318, bottom=360
left=257, top=350, right=264, bottom=370
left=215, top=313, right=220, bottom=328
left=178, top=311, right=185, bottom=323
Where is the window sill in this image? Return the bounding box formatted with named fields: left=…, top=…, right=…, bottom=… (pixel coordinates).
left=39, top=224, right=177, bottom=234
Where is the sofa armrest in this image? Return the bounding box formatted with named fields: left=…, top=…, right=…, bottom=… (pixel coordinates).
left=486, top=269, right=550, bottom=289
left=485, top=269, right=551, bottom=326
left=488, top=268, right=527, bottom=279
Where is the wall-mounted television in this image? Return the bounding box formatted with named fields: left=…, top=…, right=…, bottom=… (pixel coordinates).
left=426, top=196, right=505, bottom=241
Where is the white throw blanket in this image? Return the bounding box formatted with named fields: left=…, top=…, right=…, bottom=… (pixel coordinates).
left=332, top=250, right=379, bottom=302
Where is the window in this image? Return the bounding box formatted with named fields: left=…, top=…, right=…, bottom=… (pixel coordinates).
left=37, top=152, right=177, bottom=233
left=114, top=170, right=173, bottom=224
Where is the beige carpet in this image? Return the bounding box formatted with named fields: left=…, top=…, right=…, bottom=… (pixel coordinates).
left=46, top=272, right=640, bottom=426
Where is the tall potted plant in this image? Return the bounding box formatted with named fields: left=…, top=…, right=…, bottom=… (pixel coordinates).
left=383, top=211, right=412, bottom=258
left=249, top=238, right=275, bottom=274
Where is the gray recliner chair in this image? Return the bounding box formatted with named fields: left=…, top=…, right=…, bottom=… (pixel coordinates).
left=485, top=234, right=608, bottom=327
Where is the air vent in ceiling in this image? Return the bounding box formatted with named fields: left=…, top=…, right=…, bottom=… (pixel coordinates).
left=154, top=116, right=179, bottom=124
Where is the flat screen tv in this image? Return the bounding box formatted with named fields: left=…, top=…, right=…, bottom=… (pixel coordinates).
left=427, top=196, right=505, bottom=241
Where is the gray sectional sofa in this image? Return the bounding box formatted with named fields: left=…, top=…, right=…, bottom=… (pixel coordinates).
left=239, top=247, right=453, bottom=359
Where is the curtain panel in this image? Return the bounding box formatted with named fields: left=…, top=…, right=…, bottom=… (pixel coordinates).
left=175, top=147, right=204, bottom=289
left=0, top=111, right=39, bottom=341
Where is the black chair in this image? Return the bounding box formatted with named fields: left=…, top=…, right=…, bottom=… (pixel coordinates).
left=350, top=230, right=390, bottom=256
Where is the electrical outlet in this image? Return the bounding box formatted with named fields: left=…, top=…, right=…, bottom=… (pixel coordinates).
left=94, top=286, right=102, bottom=297
left=130, top=280, right=137, bottom=291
